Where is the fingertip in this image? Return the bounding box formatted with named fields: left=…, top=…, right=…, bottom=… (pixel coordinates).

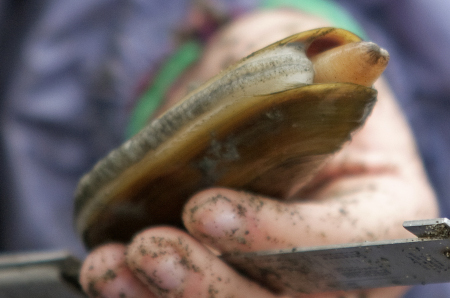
left=80, top=243, right=155, bottom=298
left=80, top=243, right=126, bottom=296
left=183, top=188, right=313, bottom=253
left=125, top=226, right=276, bottom=298
left=183, top=188, right=239, bottom=211
left=183, top=188, right=262, bottom=252
left=125, top=227, right=199, bottom=296
left=183, top=188, right=240, bottom=234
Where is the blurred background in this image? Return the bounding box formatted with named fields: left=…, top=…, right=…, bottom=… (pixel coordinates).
left=0, top=0, right=449, bottom=296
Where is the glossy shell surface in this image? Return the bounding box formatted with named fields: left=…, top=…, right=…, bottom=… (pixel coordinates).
left=75, top=28, right=379, bottom=248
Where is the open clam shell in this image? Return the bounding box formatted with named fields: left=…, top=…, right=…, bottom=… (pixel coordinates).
left=75, top=28, right=382, bottom=248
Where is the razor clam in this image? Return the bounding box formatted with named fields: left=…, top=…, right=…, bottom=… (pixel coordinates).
left=75, top=27, right=389, bottom=248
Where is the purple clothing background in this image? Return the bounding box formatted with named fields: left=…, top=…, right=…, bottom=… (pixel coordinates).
left=0, top=1, right=449, bottom=296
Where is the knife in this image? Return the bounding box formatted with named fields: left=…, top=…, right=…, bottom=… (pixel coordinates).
left=222, top=218, right=450, bottom=294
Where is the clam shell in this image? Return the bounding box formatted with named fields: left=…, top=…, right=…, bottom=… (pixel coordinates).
left=74, top=28, right=377, bottom=248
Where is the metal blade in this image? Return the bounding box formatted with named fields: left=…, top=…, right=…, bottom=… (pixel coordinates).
left=0, top=250, right=84, bottom=297
left=222, top=218, right=450, bottom=294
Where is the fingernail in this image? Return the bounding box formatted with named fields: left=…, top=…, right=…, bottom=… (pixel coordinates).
left=186, top=193, right=249, bottom=243
left=127, top=235, right=188, bottom=294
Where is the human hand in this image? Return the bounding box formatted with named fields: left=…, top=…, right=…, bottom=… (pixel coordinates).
left=79, top=10, right=439, bottom=298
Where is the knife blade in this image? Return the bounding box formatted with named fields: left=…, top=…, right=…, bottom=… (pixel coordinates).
left=222, top=218, right=450, bottom=294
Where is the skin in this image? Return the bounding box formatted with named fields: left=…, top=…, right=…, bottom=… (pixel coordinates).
left=79, top=10, right=439, bottom=298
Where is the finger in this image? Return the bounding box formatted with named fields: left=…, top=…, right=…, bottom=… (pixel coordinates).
left=181, top=187, right=416, bottom=298
left=80, top=243, right=155, bottom=298
left=181, top=186, right=415, bottom=298
left=125, top=226, right=279, bottom=298
left=182, top=177, right=435, bottom=254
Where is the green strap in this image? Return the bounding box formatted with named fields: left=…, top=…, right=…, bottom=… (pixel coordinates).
left=126, top=40, right=202, bottom=137
left=126, top=0, right=366, bottom=138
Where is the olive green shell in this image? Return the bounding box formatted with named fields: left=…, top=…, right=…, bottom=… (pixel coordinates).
left=74, top=28, right=376, bottom=249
